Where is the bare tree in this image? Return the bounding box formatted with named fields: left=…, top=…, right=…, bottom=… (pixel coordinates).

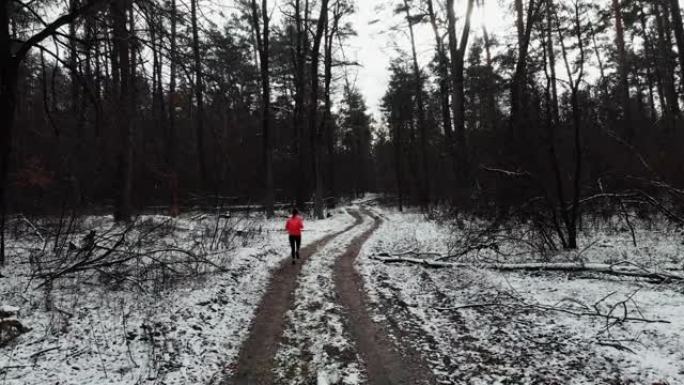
left=669, top=0, right=684, bottom=86
left=509, top=0, right=541, bottom=135
left=1, top=0, right=112, bottom=260
left=553, top=0, right=587, bottom=249
left=402, top=0, right=430, bottom=206
left=612, top=0, right=632, bottom=140
left=167, top=0, right=179, bottom=216
left=291, top=0, right=308, bottom=208
left=654, top=0, right=680, bottom=130
left=426, top=0, right=452, bottom=146
left=310, top=0, right=329, bottom=219
left=191, top=0, right=209, bottom=188
left=111, top=0, right=133, bottom=221
left=250, top=0, right=275, bottom=216
left=446, top=0, right=475, bottom=187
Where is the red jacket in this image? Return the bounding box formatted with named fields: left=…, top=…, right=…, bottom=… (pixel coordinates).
left=285, top=215, right=304, bottom=236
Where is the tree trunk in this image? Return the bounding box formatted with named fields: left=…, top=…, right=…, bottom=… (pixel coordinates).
left=293, top=0, right=307, bottom=208
left=310, top=0, right=329, bottom=219
left=554, top=1, right=586, bottom=249
left=261, top=0, right=274, bottom=216
left=0, top=3, right=17, bottom=263
left=371, top=255, right=684, bottom=282
left=542, top=0, right=569, bottom=248
left=168, top=0, right=179, bottom=215
left=546, top=0, right=560, bottom=126
left=640, top=6, right=667, bottom=120
left=655, top=1, right=680, bottom=130
left=403, top=0, right=430, bottom=206
left=426, top=0, right=453, bottom=141
left=670, top=0, right=684, bottom=93
left=446, top=0, right=475, bottom=189
left=393, top=121, right=404, bottom=212
left=112, top=0, right=133, bottom=221
left=322, top=6, right=337, bottom=199
left=612, top=0, right=633, bottom=140
left=510, top=0, right=538, bottom=136
left=191, top=0, right=209, bottom=189
left=69, top=0, right=80, bottom=116
left=250, top=0, right=274, bottom=216
left=480, top=8, right=497, bottom=132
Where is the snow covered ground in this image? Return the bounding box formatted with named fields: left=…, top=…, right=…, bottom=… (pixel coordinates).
left=358, top=206, right=684, bottom=384
left=0, top=208, right=353, bottom=385
left=3, top=202, right=683, bottom=385
left=274, top=207, right=372, bottom=385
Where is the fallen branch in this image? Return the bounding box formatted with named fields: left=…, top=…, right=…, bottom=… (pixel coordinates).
left=433, top=302, right=669, bottom=324
left=370, top=255, right=684, bottom=281
left=379, top=250, right=443, bottom=258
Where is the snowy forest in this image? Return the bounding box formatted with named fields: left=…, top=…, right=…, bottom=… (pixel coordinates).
left=1, top=0, right=684, bottom=384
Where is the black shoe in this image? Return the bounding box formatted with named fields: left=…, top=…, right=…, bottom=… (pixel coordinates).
left=292, top=259, right=296, bottom=265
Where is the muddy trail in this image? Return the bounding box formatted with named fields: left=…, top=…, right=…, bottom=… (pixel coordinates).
left=224, top=208, right=435, bottom=385
left=334, top=210, right=436, bottom=385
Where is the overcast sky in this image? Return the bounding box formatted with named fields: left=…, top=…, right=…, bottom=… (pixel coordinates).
left=344, top=0, right=512, bottom=122
left=208, top=0, right=621, bottom=123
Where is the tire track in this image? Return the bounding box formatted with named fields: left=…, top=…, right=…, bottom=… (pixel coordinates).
left=334, top=208, right=436, bottom=385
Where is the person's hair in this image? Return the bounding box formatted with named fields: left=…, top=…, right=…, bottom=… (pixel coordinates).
left=292, top=208, right=298, bottom=216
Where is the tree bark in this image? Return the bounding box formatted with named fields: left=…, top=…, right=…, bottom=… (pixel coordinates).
left=510, top=0, right=539, bottom=136
left=403, top=0, right=430, bottom=206
left=612, top=0, right=633, bottom=140
left=167, top=0, right=179, bottom=215
left=542, top=0, right=569, bottom=248
left=546, top=0, right=560, bottom=127
left=426, top=0, right=453, bottom=140
left=480, top=1, right=497, bottom=132
left=655, top=1, right=680, bottom=130
left=112, top=0, right=133, bottom=221
left=250, top=0, right=274, bottom=216
left=670, top=0, right=684, bottom=94
left=292, top=0, right=307, bottom=207
left=191, top=0, right=209, bottom=189
left=554, top=1, right=586, bottom=249
left=310, top=0, right=329, bottom=219
left=0, top=1, right=17, bottom=264
left=322, top=3, right=339, bottom=199
left=446, top=0, right=475, bottom=188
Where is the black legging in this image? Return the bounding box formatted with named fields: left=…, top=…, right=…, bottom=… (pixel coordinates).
left=289, top=235, right=301, bottom=259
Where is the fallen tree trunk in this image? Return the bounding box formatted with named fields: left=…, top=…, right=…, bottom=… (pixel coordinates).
left=370, top=255, right=684, bottom=281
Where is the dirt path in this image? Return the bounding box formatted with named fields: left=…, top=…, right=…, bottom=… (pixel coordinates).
left=224, top=208, right=435, bottom=385
left=334, top=209, right=436, bottom=385
left=224, top=211, right=362, bottom=385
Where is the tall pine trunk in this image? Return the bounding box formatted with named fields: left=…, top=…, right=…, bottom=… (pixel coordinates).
left=612, top=0, right=633, bottom=140
left=310, top=0, right=328, bottom=219
left=322, top=8, right=337, bottom=199
left=167, top=0, right=179, bottom=215
left=293, top=0, right=307, bottom=207
left=403, top=0, right=430, bottom=206
left=669, top=0, right=684, bottom=92
left=250, top=0, right=274, bottom=216
left=191, top=0, right=209, bottom=190
left=0, top=0, right=18, bottom=263
left=112, top=0, right=133, bottom=221
left=426, top=0, right=453, bottom=143
left=655, top=1, right=680, bottom=130
left=446, top=0, right=475, bottom=191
